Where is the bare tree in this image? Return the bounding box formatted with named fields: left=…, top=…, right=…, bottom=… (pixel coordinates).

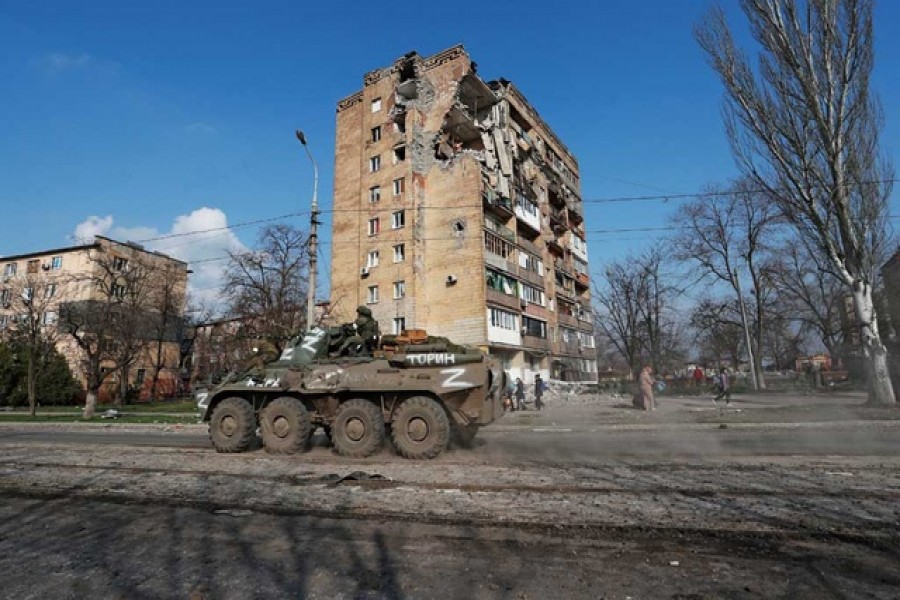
left=222, top=224, right=310, bottom=352
left=146, top=264, right=187, bottom=401
left=697, top=0, right=895, bottom=404
left=690, top=298, right=746, bottom=368
left=672, top=178, right=780, bottom=388
left=768, top=240, right=847, bottom=364
left=61, top=252, right=153, bottom=417
left=593, top=247, right=683, bottom=376
left=0, top=268, right=68, bottom=416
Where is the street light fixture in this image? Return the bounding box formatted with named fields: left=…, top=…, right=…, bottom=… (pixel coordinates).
left=295, top=129, right=319, bottom=332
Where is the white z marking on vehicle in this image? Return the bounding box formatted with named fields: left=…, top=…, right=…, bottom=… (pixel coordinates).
left=441, top=368, right=472, bottom=389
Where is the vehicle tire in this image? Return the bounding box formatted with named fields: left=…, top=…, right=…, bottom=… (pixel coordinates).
left=452, top=424, right=479, bottom=449
left=259, top=396, right=312, bottom=454
left=391, top=396, right=451, bottom=459
left=331, top=399, right=385, bottom=457
left=209, top=397, right=256, bottom=453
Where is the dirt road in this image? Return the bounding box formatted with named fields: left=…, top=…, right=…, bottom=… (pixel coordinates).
left=1, top=392, right=898, bottom=599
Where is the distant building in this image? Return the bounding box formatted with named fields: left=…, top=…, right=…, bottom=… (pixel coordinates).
left=328, top=46, right=596, bottom=382
left=0, top=236, right=188, bottom=400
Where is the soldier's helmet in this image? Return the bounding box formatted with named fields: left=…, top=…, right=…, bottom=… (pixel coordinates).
left=356, top=305, right=372, bottom=318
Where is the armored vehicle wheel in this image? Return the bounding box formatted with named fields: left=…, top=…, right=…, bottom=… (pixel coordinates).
left=209, top=397, right=256, bottom=453
left=391, top=396, right=450, bottom=459
left=331, top=399, right=385, bottom=457
left=452, top=425, right=479, bottom=448
left=260, top=397, right=312, bottom=454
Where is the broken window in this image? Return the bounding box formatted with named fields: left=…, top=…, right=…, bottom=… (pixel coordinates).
left=393, top=146, right=406, bottom=164
left=113, top=256, right=129, bottom=271
left=485, top=268, right=517, bottom=296
left=369, top=155, right=381, bottom=172
left=369, top=186, right=381, bottom=203
left=371, top=98, right=382, bottom=113
left=3, top=263, right=16, bottom=277
left=393, top=119, right=406, bottom=134
left=392, top=178, right=405, bottom=196
left=392, top=317, right=406, bottom=335
left=27, top=260, right=39, bottom=274
left=371, top=126, right=381, bottom=143
left=391, top=210, right=405, bottom=229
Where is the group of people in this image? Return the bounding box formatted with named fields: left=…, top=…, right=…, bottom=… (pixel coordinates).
left=505, top=374, right=545, bottom=411
left=634, top=364, right=732, bottom=412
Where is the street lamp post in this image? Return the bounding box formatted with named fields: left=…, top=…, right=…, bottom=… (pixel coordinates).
left=295, top=130, right=319, bottom=332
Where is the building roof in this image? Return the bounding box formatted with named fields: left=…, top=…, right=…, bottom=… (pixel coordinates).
left=1, top=236, right=187, bottom=266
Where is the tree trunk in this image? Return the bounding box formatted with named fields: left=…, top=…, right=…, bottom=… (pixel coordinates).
left=853, top=284, right=896, bottom=405
left=84, top=389, right=98, bottom=419
left=27, top=353, right=37, bottom=417
left=117, top=366, right=129, bottom=407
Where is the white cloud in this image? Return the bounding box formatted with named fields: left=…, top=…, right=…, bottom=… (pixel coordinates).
left=46, top=52, right=92, bottom=71
left=74, top=215, right=113, bottom=242
left=185, top=121, right=217, bottom=135
left=72, top=208, right=248, bottom=312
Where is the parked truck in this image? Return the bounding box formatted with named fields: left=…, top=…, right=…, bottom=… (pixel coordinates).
left=197, top=326, right=506, bottom=459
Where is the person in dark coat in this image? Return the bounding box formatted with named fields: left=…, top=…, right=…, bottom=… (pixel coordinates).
left=534, top=374, right=545, bottom=410
left=514, top=378, right=526, bottom=411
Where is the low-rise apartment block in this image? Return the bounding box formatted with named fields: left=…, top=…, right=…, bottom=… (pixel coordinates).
left=0, top=236, right=189, bottom=400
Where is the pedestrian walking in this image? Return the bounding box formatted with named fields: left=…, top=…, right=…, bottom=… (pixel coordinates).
left=638, top=365, right=656, bottom=411
left=534, top=374, right=544, bottom=411
left=514, top=377, right=526, bottom=411
left=692, top=366, right=704, bottom=388
left=713, top=367, right=731, bottom=406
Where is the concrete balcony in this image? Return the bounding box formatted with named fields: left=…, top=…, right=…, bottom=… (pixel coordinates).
left=517, top=267, right=545, bottom=287
left=483, top=190, right=514, bottom=219
left=517, top=236, right=541, bottom=257
left=484, top=251, right=516, bottom=275
left=557, top=313, right=579, bottom=328
left=522, top=334, right=551, bottom=351
left=485, top=288, right=521, bottom=312
left=575, top=272, right=590, bottom=289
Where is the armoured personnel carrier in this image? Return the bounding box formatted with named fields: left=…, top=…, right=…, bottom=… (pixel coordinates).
left=197, top=326, right=506, bottom=459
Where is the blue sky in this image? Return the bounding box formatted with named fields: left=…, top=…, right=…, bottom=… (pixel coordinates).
left=1, top=0, right=898, bottom=304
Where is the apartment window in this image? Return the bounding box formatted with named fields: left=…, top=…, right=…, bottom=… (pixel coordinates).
left=391, top=210, right=405, bottom=229
left=489, top=307, right=517, bottom=330
left=520, top=284, right=545, bottom=306
left=485, top=268, right=517, bottom=296
left=369, top=155, right=381, bottom=172
left=368, top=218, right=380, bottom=236
left=0, top=315, right=7, bottom=329
left=371, top=98, right=382, bottom=113
left=393, top=145, right=406, bottom=164
left=3, top=263, right=16, bottom=277
left=23, top=287, right=33, bottom=302
left=519, top=251, right=544, bottom=275
left=578, top=331, right=596, bottom=349
left=366, top=250, right=380, bottom=269
left=371, top=126, right=382, bottom=142
left=484, top=232, right=514, bottom=260
left=367, top=285, right=379, bottom=304
left=393, top=120, right=406, bottom=134
left=51, top=256, right=63, bottom=270
left=393, top=280, right=406, bottom=299
left=42, top=311, right=58, bottom=326
left=44, top=283, right=57, bottom=299
left=0, top=289, right=10, bottom=305
left=369, top=185, right=381, bottom=203
left=113, top=256, right=129, bottom=271
left=112, top=283, right=126, bottom=299
left=522, top=316, right=547, bottom=338
left=392, top=177, right=405, bottom=196
left=561, top=327, right=573, bottom=343
left=136, top=369, right=146, bottom=385
left=393, top=244, right=405, bottom=263
left=518, top=196, right=538, bottom=217
left=27, top=260, right=39, bottom=274
left=392, top=317, right=406, bottom=335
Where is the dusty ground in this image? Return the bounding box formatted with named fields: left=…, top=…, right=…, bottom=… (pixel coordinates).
left=0, top=390, right=898, bottom=599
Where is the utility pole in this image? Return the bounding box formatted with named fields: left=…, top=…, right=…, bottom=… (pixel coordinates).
left=733, top=267, right=759, bottom=390
left=295, top=130, right=319, bottom=332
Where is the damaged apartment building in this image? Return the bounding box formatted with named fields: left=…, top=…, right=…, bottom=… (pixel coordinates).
left=329, top=45, right=596, bottom=382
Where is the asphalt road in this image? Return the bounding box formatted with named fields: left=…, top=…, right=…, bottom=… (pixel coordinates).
left=2, top=423, right=898, bottom=460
